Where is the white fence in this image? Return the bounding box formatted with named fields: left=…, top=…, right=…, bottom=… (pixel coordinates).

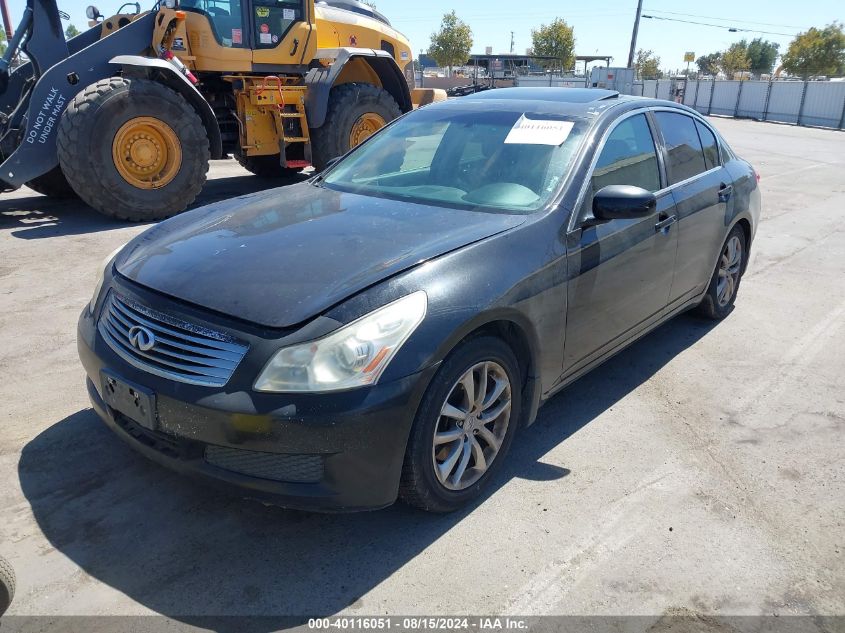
left=515, top=75, right=845, bottom=129
left=642, top=79, right=845, bottom=129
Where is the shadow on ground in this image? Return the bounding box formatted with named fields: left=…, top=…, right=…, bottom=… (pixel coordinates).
left=0, top=170, right=307, bottom=239
left=18, top=314, right=718, bottom=627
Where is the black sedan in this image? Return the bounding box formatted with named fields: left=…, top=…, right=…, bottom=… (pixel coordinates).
left=78, top=88, right=760, bottom=512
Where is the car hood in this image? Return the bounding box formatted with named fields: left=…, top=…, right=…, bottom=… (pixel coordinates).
left=116, top=183, right=526, bottom=328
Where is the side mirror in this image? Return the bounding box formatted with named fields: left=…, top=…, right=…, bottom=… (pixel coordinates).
left=592, top=185, right=657, bottom=221
left=85, top=5, right=102, bottom=20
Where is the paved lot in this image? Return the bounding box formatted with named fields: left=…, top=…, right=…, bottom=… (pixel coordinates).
left=0, top=118, right=843, bottom=625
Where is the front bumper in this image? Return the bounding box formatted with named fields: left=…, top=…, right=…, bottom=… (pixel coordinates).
left=77, top=285, right=437, bottom=512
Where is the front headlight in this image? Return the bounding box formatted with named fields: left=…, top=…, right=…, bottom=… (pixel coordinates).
left=90, top=245, right=125, bottom=312
left=254, top=291, right=427, bottom=393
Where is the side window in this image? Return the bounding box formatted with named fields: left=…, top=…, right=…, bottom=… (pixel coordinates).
left=695, top=120, right=720, bottom=171
left=591, top=113, right=661, bottom=194
left=654, top=111, right=706, bottom=184
left=182, top=0, right=244, bottom=48
left=253, top=0, right=303, bottom=48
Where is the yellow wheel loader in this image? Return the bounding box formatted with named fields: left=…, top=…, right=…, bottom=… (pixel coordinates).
left=0, top=0, right=444, bottom=220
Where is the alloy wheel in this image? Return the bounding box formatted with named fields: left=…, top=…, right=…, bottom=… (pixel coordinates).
left=432, top=361, right=512, bottom=491
left=716, top=235, right=743, bottom=307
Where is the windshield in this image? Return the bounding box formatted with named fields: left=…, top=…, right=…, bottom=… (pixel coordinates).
left=321, top=106, right=588, bottom=214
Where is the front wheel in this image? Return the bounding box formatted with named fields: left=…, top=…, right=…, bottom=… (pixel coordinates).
left=57, top=77, right=210, bottom=222
left=400, top=337, right=522, bottom=512
left=697, top=224, right=747, bottom=319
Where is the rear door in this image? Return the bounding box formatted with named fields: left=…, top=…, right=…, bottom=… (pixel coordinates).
left=563, top=111, right=679, bottom=375
left=652, top=111, right=732, bottom=306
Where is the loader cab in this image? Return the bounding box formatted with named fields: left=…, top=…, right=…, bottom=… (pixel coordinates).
left=178, top=0, right=314, bottom=66
left=180, top=0, right=246, bottom=47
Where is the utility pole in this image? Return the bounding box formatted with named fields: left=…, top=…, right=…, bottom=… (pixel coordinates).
left=627, top=0, right=643, bottom=69
left=510, top=31, right=514, bottom=54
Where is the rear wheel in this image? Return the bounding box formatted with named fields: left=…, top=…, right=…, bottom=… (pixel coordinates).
left=697, top=224, right=747, bottom=319
left=57, top=77, right=210, bottom=222
left=25, top=166, right=77, bottom=198
left=234, top=152, right=302, bottom=179
left=400, top=337, right=521, bottom=512
left=310, top=83, right=402, bottom=170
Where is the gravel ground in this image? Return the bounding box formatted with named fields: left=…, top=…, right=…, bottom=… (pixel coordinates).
left=0, top=118, right=843, bottom=627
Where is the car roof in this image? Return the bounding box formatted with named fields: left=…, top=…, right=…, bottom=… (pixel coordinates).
left=438, top=87, right=700, bottom=121
left=466, top=87, right=621, bottom=103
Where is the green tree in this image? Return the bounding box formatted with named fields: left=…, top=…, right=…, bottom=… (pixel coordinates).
left=634, top=49, right=662, bottom=79
left=428, top=11, right=473, bottom=76
left=745, top=38, right=780, bottom=75
left=719, top=42, right=750, bottom=78
left=530, top=18, right=575, bottom=71
left=0, top=27, right=7, bottom=56
left=781, top=22, right=845, bottom=78
left=65, top=24, right=80, bottom=39
left=696, top=52, right=721, bottom=76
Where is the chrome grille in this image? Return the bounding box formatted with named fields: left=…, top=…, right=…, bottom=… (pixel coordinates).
left=98, top=292, right=248, bottom=387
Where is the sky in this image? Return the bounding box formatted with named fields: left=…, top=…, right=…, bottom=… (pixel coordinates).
left=5, top=0, right=843, bottom=73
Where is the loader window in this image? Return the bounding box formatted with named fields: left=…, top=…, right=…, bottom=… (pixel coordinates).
left=253, top=0, right=303, bottom=48
left=182, top=0, right=245, bottom=47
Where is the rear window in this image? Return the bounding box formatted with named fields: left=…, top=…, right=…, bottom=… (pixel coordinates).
left=654, top=111, right=707, bottom=184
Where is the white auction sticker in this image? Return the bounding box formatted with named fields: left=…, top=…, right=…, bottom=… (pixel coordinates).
left=504, top=115, right=574, bottom=146
left=283, top=8, right=295, bottom=20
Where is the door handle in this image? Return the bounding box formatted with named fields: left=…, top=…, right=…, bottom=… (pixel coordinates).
left=654, top=213, right=677, bottom=232
left=718, top=182, right=733, bottom=202
left=290, top=38, right=299, bottom=56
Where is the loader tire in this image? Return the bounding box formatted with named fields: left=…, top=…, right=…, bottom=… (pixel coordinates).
left=310, top=83, right=402, bottom=170
left=234, top=152, right=302, bottom=179
left=25, top=166, right=77, bottom=198
left=0, top=554, right=14, bottom=616
left=57, top=77, right=209, bottom=222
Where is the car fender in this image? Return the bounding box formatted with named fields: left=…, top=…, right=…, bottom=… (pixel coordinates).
left=325, top=219, right=564, bottom=427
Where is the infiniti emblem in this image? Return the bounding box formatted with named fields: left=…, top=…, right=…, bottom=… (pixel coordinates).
left=128, top=325, right=156, bottom=352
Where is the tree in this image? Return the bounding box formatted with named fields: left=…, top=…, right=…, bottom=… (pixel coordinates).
left=0, top=27, right=7, bottom=56
left=634, top=49, right=662, bottom=79
left=781, top=22, right=845, bottom=79
left=719, top=42, right=750, bottom=78
left=65, top=24, right=80, bottom=39
left=530, top=18, right=575, bottom=71
left=696, top=52, right=721, bottom=76
left=745, top=38, right=779, bottom=75
left=428, top=11, right=473, bottom=77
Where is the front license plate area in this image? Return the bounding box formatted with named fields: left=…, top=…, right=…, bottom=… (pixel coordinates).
left=101, top=370, right=157, bottom=430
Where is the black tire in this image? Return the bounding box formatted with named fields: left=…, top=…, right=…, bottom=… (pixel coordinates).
left=57, top=77, right=210, bottom=222
left=697, top=224, right=747, bottom=319
left=25, top=166, right=77, bottom=198
left=310, top=83, right=402, bottom=170
left=234, top=152, right=302, bottom=179
left=0, top=555, right=15, bottom=616
left=400, top=336, right=522, bottom=513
